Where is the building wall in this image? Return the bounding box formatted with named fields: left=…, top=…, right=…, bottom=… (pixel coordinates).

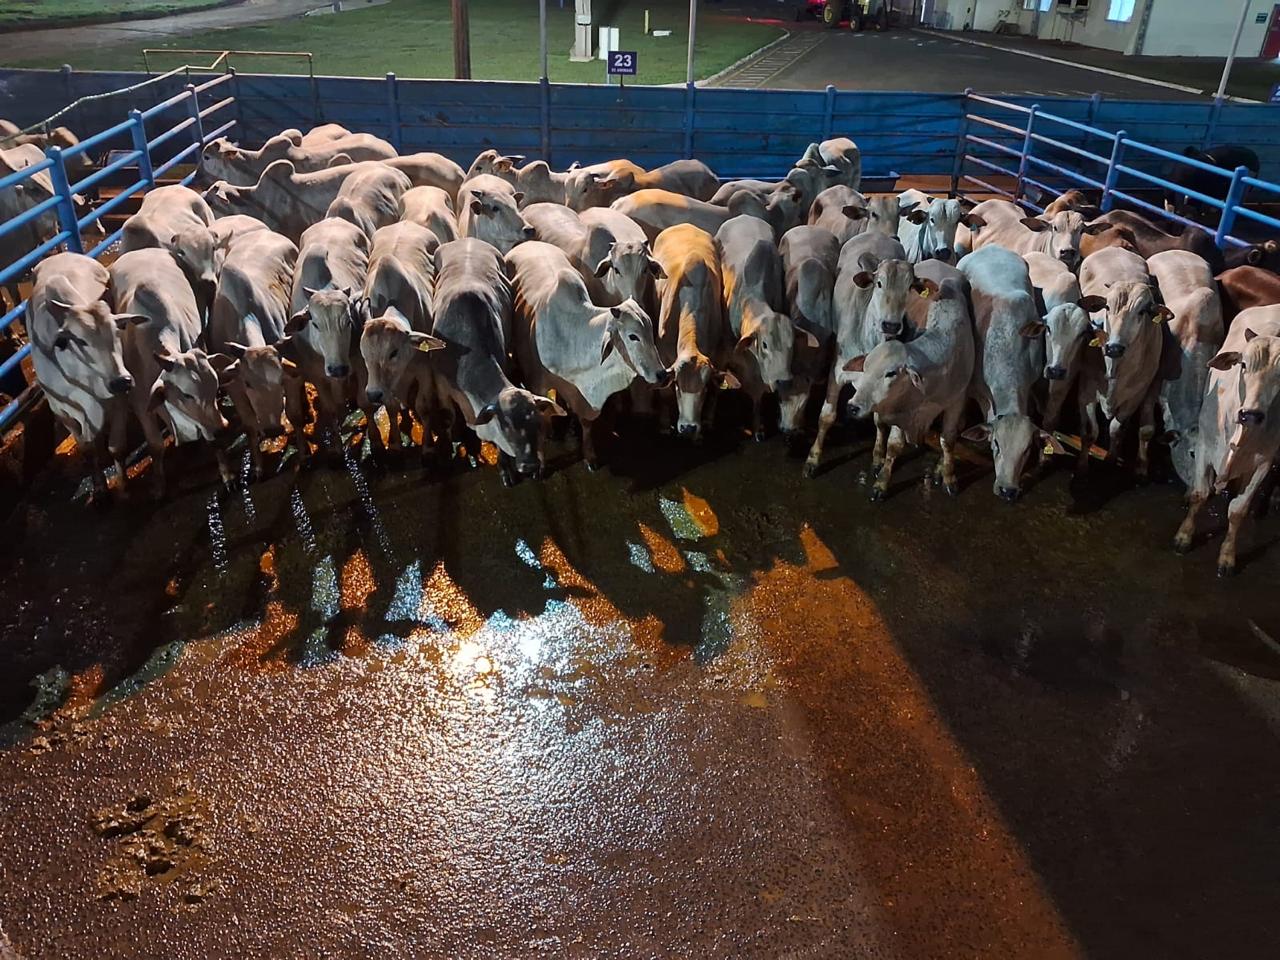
left=1142, top=0, right=1273, bottom=57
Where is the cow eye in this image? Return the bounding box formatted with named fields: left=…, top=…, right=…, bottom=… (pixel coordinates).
left=884, top=369, right=896, bottom=379
left=876, top=281, right=882, bottom=289
left=628, top=334, right=639, bottom=342
left=389, top=348, right=399, bottom=359
left=992, top=439, right=1001, bottom=454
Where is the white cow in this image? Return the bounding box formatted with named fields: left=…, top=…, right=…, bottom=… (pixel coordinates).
left=896, top=188, right=964, bottom=264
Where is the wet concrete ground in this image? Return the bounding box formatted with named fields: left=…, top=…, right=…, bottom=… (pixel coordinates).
left=1, top=419, right=1279, bottom=959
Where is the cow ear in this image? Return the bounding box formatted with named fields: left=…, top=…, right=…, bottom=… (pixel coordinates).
left=473, top=402, right=499, bottom=426
left=794, top=323, right=820, bottom=349
left=912, top=278, right=939, bottom=299
left=904, top=366, right=924, bottom=389
left=600, top=333, right=616, bottom=364
left=113, top=313, right=149, bottom=329
left=470, top=199, right=486, bottom=216
left=1207, top=350, right=1242, bottom=370
left=1019, top=321, right=1046, bottom=338
left=961, top=423, right=993, bottom=443
left=593, top=257, right=611, bottom=278
left=1247, top=247, right=1263, bottom=265
left=842, top=205, right=867, bottom=220
left=274, top=335, right=298, bottom=361
left=511, top=191, right=525, bottom=204
left=216, top=359, right=240, bottom=384
left=534, top=396, right=568, bottom=418
left=735, top=331, right=757, bottom=352
left=1039, top=430, right=1069, bottom=456
left=262, top=159, right=295, bottom=182
left=208, top=352, right=235, bottom=372
left=647, top=259, right=666, bottom=279
left=906, top=209, right=928, bottom=224
left=225, top=341, right=248, bottom=359
left=961, top=213, right=986, bottom=229
left=1077, top=295, right=1107, bottom=313
left=285, top=310, right=310, bottom=333
left=852, top=271, right=874, bottom=289
left=154, top=351, right=176, bottom=371
left=53, top=328, right=73, bottom=350
left=842, top=354, right=866, bottom=373
left=1244, top=327, right=1259, bottom=342
left=46, top=298, right=75, bottom=320
left=1152, top=305, right=1175, bottom=323
left=716, top=370, right=741, bottom=391
left=1082, top=222, right=1109, bottom=235
left=1020, top=217, right=1050, bottom=233
left=408, top=332, right=447, bottom=353
left=494, top=158, right=514, bottom=173
left=147, top=382, right=167, bottom=413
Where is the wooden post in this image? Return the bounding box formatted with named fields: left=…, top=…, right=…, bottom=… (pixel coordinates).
left=453, top=0, right=472, bottom=80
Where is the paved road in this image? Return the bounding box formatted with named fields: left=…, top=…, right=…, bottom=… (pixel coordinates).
left=1, top=423, right=1278, bottom=958
left=713, top=24, right=1201, bottom=100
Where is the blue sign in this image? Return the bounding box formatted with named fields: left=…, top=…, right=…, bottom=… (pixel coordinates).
left=608, top=51, right=637, bottom=76
left=1271, top=83, right=1280, bottom=105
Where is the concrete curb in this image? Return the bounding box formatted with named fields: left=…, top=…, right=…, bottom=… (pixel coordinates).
left=703, top=27, right=792, bottom=87
left=910, top=29, right=1263, bottom=104
left=0, top=0, right=247, bottom=35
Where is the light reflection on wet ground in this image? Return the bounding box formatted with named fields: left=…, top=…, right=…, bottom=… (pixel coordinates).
left=1, top=429, right=1279, bottom=959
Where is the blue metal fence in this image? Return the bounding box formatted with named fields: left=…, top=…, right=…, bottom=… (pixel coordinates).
left=1, top=67, right=1279, bottom=435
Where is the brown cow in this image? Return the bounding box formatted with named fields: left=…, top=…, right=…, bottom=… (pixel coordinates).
left=1216, top=266, right=1280, bottom=326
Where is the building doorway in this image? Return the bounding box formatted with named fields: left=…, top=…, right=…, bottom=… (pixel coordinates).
left=1265, top=4, right=1280, bottom=59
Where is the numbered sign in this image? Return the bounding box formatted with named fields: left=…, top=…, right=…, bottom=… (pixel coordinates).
left=608, top=51, right=637, bottom=76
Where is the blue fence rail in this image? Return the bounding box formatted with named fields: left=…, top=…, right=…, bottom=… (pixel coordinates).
left=1, top=68, right=1279, bottom=435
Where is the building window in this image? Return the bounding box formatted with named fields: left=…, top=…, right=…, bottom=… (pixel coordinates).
left=1108, top=0, right=1136, bottom=21
left=1023, top=0, right=1053, bottom=9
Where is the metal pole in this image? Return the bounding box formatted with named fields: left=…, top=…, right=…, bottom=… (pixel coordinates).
left=129, top=109, right=156, bottom=192
left=453, top=0, right=472, bottom=80
left=385, top=73, right=402, bottom=152
left=686, top=0, right=697, bottom=87
left=47, top=146, right=84, bottom=254
left=1015, top=104, right=1038, bottom=204
left=540, top=0, right=549, bottom=81
left=1214, top=165, right=1250, bottom=249
left=1215, top=0, right=1253, bottom=101
left=1100, top=131, right=1127, bottom=213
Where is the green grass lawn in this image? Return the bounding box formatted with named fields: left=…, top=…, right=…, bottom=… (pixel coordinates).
left=11, top=0, right=784, bottom=84
left=0, top=0, right=230, bottom=28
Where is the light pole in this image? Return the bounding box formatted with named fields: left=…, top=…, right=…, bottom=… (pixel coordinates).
left=686, top=0, right=698, bottom=86
left=1215, top=0, right=1254, bottom=101
left=540, top=0, right=548, bottom=80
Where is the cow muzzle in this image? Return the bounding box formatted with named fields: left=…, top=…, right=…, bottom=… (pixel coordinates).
left=1059, top=250, right=1081, bottom=268
left=1103, top=342, right=1126, bottom=359
left=997, top=485, right=1022, bottom=503
left=366, top=387, right=385, bottom=404
left=326, top=363, right=351, bottom=379
left=775, top=378, right=794, bottom=392
left=933, top=247, right=953, bottom=262
left=1238, top=408, right=1266, bottom=426
left=677, top=423, right=700, bottom=439
left=1045, top=365, right=1067, bottom=381
left=654, top=369, right=674, bottom=389
left=881, top=319, right=904, bottom=338
left=108, top=375, right=134, bottom=396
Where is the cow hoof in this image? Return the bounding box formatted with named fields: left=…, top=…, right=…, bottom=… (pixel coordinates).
left=869, top=486, right=886, bottom=503
left=802, top=461, right=818, bottom=479
left=1217, top=562, right=1236, bottom=578
left=1135, top=471, right=1150, bottom=487
left=753, top=429, right=767, bottom=443
left=1173, top=535, right=1193, bottom=555
left=943, top=482, right=960, bottom=497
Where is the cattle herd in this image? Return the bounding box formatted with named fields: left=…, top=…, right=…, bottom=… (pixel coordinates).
left=5, top=120, right=1280, bottom=576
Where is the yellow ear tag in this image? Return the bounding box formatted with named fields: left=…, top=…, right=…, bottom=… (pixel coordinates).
left=1043, top=441, right=1056, bottom=456
left=920, top=287, right=932, bottom=299
left=1089, top=335, right=1104, bottom=348
left=547, top=387, right=558, bottom=403
left=415, top=339, right=435, bottom=353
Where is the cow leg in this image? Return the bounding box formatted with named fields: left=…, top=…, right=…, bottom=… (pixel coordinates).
left=213, top=441, right=235, bottom=490
left=871, top=420, right=888, bottom=474
left=582, top=415, right=605, bottom=471
left=871, top=425, right=906, bottom=501
left=246, top=423, right=267, bottom=481
left=1106, top=416, right=1125, bottom=464
left=1174, top=469, right=1213, bottom=554
left=106, top=403, right=129, bottom=496
left=937, top=403, right=963, bottom=496
left=139, top=412, right=168, bottom=499
left=285, top=377, right=311, bottom=468
left=749, top=385, right=766, bottom=442
left=1135, top=392, right=1157, bottom=482
left=1217, top=463, right=1271, bottom=577
left=1076, top=397, right=1098, bottom=477
left=1043, top=382, right=1068, bottom=432
left=803, top=378, right=842, bottom=479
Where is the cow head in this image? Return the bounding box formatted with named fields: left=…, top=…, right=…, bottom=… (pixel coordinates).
left=1080, top=282, right=1172, bottom=383
left=165, top=225, right=219, bottom=307
left=594, top=240, right=664, bottom=305
left=764, top=183, right=806, bottom=235
left=670, top=353, right=739, bottom=440
left=598, top=300, right=670, bottom=388
left=853, top=259, right=937, bottom=340
left=215, top=339, right=296, bottom=439
left=198, top=138, right=249, bottom=186
left=473, top=386, right=565, bottom=478
left=287, top=286, right=364, bottom=379
left=843, top=340, right=919, bottom=419
left=465, top=190, right=533, bottom=254
left=466, top=149, right=524, bottom=184
left=564, top=169, right=629, bottom=212
left=1021, top=301, right=1091, bottom=386
left=843, top=194, right=903, bottom=238
left=1209, top=329, right=1280, bottom=479
left=1245, top=239, right=1280, bottom=272
left=360, top=308, right=446, bottom=406
left=44, top=299, right=146, bottom=400
left=150, top=348, right=228, bottom=444
left=1021, top=211, right=1107, bottom=270
left=737, top=308, right=816, bottom=394
left=903, top=198, right=964, bottom=263
left=962, top=415, right=1065, bottom=502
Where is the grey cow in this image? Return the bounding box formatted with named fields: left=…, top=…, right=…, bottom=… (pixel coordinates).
left=120, top=184, right=219, bottom=319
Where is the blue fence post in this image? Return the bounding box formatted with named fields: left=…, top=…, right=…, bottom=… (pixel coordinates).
left=950, top=88, right=973, bottom=198
left=129, top=109, right=155, bottom=191
left=823, top=84, right=836, bottom=141
left=46, top=146, right=84, bottom=255
left=1015, top=103, right=1038, bottom=204
left=540, top=76, right=551, bottom=166
left=385, top=73, right=402, bottom=152
left=683, top=81, right=695, bottom=160
left=185, top=83, right=205, bottom=149
left=1100, top=130, right=1127, bottom=213
left=230, top=67, right=245, bottom=139
left=1214, top=165, right=1250, bottom=249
